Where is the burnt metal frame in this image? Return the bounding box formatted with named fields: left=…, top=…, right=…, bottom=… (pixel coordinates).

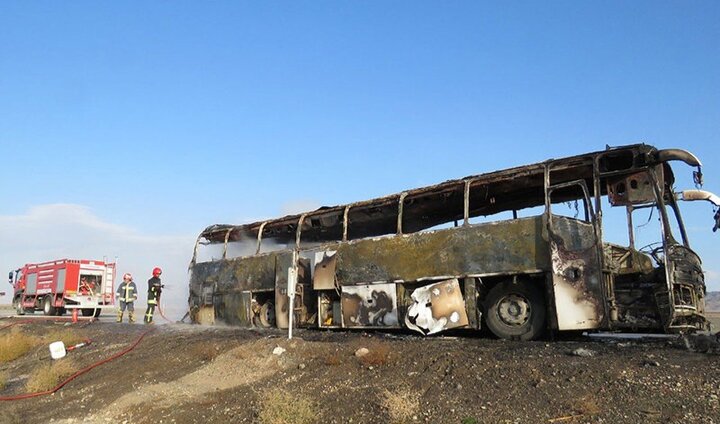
left=190, top=144, right=698, bottom=271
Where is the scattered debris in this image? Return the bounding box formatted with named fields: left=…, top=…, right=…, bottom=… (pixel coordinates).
left=272, top=346, right=286, bottom=356
left=548, top=414, right=584, bottom=423
left=354, top=347, right=369, bottom=357
left=569, top=348, right=595, bottom=357
left=680, top=333, right=720, bottom=354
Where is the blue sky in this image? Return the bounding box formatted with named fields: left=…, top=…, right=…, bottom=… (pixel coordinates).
left=1, top=1, right=719, bottom=303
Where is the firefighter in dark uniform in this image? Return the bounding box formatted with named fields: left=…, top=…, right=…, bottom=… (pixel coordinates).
left=144, top=267, right=163, bottom=324
left=116, top=273, right=138, bottom=323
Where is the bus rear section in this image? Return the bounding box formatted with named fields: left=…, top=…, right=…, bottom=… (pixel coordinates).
left=11, top=259, right=116, bottom=317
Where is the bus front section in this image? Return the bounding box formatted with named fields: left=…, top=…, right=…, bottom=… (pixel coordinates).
left=605, top=148, right=716, bottom=333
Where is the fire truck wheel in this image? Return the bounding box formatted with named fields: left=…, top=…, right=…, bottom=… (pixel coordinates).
left=259, top=302, right=276, bottom=328
left=56, top=308, right=66, bottom=316
left=13, top=297, right=25, bottom=315
left=484, top=280, right=546, bottom=341
left=43, top=296, right=57, bottom=316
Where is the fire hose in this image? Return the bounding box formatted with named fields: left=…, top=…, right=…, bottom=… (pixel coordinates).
left=154, top=288, right=175, bottom=324
left=0, top=315, right=96, bottom=331
left=0, top=319, right=35, bottom=330
left=0, top=327, right=156, bottom=401
left=156, top=301, right=174, bottom=323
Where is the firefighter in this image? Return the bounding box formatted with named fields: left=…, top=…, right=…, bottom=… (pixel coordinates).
left=115, top=273, right=138, bottom=323
left=144, top=267, right=163, bottom=324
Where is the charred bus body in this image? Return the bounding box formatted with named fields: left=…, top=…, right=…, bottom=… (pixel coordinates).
left=188, top=144, right=719, bottom=340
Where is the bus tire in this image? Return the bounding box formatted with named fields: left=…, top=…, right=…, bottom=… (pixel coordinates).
left=43, top=296, right=57, bottom=316
left=484, top=280, right=546, bottom=341
left=259, top=302, right=275, bottom=328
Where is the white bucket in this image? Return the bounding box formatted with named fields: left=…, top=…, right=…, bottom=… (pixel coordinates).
left=49, top=341, right=66, bottom=360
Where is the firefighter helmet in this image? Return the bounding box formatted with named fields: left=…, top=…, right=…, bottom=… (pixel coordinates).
left=152, top=267, right=162, bottom=277
left=123, top=273, right=133, bottom=281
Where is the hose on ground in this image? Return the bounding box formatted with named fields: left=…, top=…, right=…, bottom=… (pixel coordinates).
left=0, top=316, right=95, bottom=331
left=0, top=319, right=35, bottom=330
left=0, top=327, right=155, bottom=401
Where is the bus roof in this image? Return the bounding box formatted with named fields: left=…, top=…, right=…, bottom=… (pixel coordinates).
left=198, top=143, right=699, bottom=244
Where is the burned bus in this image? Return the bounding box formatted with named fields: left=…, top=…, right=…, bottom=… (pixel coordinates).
left=188, top=144, right=719, bottom=340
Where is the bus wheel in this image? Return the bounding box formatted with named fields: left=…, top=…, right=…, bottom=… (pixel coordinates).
left=43, top=296, right=57, bottom=316
left=13, top=297, right=25, bottom=315
left=484, top=281, right=545, bottom=341
left=259, top=302, right=276, bottom=328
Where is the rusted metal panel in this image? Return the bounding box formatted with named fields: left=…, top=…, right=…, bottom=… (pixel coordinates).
left=274, top=253, right=293, bottom=329
left=221, top=291, right=251, bottom=326
left=313, top=250, right=337, bottom=290
left=607, top=169, right=663, bottom=206
left=189, top=253, right=279, bottom=295
left=463, top=277, right=479, bottom=329
left=276, top=257, right=312, bottom=329
left=196, top=306, right=215, bottom=325
left=549, top=216, right=604, bottom=330
left=663, top=244, right=709, bottom=330
left=341, top=283, right=398, bottom=327
left=405, top=279, right=469, bottom=334
left=335, top=216, right=549, bottom=285
left=188, top=253, right=280, bottom=326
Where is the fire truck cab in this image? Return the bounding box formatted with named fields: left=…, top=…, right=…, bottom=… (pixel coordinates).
left=9, top=259, right=116, bottom=317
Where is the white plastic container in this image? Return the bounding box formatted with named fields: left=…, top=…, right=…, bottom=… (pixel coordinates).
left=49, top=341, right=66, bottom=360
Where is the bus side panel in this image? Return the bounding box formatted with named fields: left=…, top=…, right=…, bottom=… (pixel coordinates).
left=189, top=253, right=279, bottom=324
left=341, top=283, right=399, bottom=328
left=191, top=253, right=279, bottom=293
left=335, top=216, right=549, bottom=285
left=549, top=217, right=604, bottom=330
left=274, top=252, right=292, bottom=329
left=218, top=291, right=248, bottom=326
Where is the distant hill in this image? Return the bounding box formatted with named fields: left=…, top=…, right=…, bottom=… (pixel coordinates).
left=707, top=291, right=720, bottom=312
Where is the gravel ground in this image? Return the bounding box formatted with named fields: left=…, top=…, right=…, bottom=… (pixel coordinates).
left=1, top=319, right=718, bottom=424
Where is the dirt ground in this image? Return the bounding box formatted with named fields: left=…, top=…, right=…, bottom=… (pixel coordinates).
left=1, top=317, right=719, bottom=424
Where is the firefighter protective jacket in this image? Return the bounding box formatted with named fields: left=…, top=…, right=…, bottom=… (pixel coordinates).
left=147, top=276, right=162, bottom=305
left=116, top=281, right=138, bottom=303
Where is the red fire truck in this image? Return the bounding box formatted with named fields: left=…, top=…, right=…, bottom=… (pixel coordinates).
left=8, top=259, right=116, bottom=317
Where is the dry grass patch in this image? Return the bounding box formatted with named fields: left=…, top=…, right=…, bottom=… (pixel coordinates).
left=379, top=387, right=421, bottom=424
left=190, top=342, right=222, bottom=361
left=41, top=328, right=86, bottom=347
left=323, top=351, right=342, bottom=366
left=257, top=388, right=317, bottom=424
left=358, top=341, right=392, bottom=366
left=25, top=359, right=78, bottom=393
left=0, top=370, right=8, bottom=390
left=570, top=394, right=602, bottom=416
left=0, top=328, right=36, bottom=363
